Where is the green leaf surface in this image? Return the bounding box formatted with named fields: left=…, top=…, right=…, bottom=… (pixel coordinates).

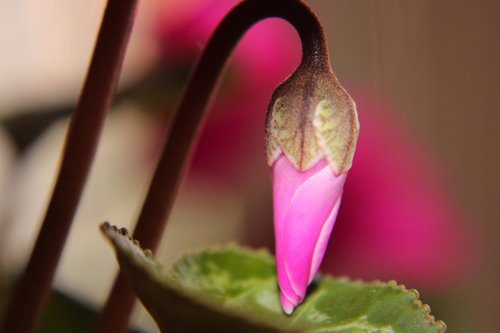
left=101, top=223, right=446, bottom=333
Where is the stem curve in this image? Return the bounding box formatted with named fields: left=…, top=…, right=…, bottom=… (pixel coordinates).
left=94, top=0, right=330, bottom=332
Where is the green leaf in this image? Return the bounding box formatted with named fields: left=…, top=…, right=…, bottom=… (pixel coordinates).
left=101, top=223, right=446, bottom=333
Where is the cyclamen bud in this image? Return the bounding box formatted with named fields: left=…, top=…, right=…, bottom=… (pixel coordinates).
left=265, top=63, right=359, bottom=314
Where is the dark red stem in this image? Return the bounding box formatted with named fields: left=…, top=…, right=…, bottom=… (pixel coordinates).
left=93, top=0, right=328, bottom=332
left=0, top=1, right=138, bottom=332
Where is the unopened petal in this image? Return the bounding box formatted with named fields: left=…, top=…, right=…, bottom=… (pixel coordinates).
left=308, top=195, right=342, bottom=283
left=282, top=163, right=345, bottom=302
left=272, top=156, right=346, bottom=314
left=272, top=155, right=329, bottom=308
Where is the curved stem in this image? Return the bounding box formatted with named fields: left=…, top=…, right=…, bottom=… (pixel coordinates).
left=0, top=1, right=138, bottom=333
left=94, top=0, right=329, bottom=332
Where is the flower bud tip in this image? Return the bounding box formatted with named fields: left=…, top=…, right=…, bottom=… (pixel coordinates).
left=280, top=292, right=296, bottom=315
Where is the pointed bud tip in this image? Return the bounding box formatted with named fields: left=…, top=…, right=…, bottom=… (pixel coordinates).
left=280, top=292, right=297, bottom=315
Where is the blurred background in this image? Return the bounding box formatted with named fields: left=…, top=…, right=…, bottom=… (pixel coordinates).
left=0, top=0, right=498, bottom=332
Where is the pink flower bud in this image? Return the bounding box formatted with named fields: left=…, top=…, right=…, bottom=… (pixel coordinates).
left=272, top=154, right=347, bottom=314
left=265, top=63, right=358, bottom=314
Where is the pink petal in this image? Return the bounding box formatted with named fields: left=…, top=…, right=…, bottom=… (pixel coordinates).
left=272, top=155, right=326, bottom=305
left=272, top=155, right=346, bottom=313
left=308, top=195, right=342, bottom=284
